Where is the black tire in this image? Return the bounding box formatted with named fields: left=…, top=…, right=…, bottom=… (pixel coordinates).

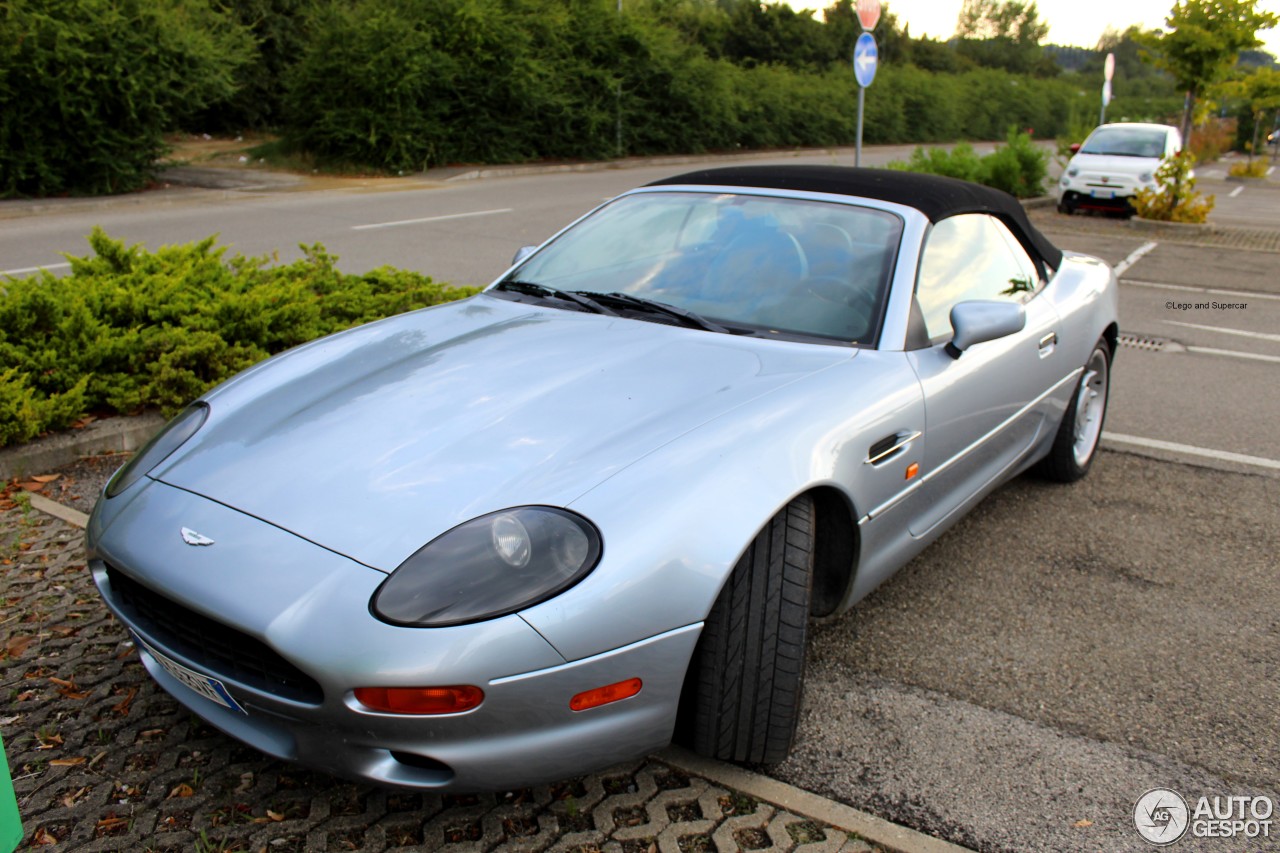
left=681, top=495, right=815, bottom=764
left=1057, top=197, right=1075, bottom=216
left=1037, top=338, right=1111, bottom=483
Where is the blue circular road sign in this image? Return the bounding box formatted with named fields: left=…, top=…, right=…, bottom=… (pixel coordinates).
left=854, top=32, right=878, bottom=88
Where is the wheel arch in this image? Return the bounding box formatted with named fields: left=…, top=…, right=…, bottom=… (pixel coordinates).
left=804, top=485, right=860, bottom=618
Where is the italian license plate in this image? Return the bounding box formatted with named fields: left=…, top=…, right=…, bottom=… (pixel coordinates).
left=137, top=636, right=246, bottom=714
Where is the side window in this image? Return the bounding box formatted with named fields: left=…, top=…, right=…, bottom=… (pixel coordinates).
left=915, top=214, right=1038, bottom=341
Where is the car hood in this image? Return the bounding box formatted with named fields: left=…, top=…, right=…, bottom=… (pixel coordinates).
left=1069, top=152, right=1160, bottom=176
left=155, top=295, right=850, bottom=571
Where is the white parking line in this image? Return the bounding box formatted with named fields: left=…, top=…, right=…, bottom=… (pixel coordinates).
left=1104, top=432, right=1280, bottom=471
left=352, top=208, right=514, bottom=231
left=1124, top=279, right=1280, bottom=303
left=1164, top=320, right=1280, bottom=343
left=1185, top=345, right=1280, bottom=364
left=1, top=261, right=72, bottom=276
left=1229, top=186, right=1244, bottom=198
left=1114, top=241, right=1158, bottom=277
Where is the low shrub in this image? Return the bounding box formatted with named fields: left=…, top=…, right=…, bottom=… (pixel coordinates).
left=1187, top=117, right=1236, bottom=165
left=887, top=128, right=1048, bottom=197
left=1227, top=159, right=1268, bottom=178
left=1131, top=153, right=1215, bottom=223
left=0, top=230, right=478, bottom=447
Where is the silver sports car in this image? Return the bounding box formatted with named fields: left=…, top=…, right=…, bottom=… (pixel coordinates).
left=87, top=166, right=1118, bottom=791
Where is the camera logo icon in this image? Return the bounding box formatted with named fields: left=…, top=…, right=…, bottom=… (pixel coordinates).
left=1134, top=788, right=1189, bottom=845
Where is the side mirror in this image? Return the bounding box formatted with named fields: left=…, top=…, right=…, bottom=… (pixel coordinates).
left=945, top=300, right=1026, bottom=359
left=1069, top=142, right=1082, bottom=154
left=511, top=245, right=537, bottom=266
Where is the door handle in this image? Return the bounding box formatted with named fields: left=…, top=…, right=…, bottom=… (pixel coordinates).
left=866, top=431, right=922, bottom=465
left=1039, top=331, right=1057, bottom=357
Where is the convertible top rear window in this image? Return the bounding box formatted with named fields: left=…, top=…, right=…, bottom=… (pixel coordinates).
left=501, top=191, right=903, bottom=346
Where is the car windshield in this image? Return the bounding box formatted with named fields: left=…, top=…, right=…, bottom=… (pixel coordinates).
left=497, top=191, right=903, bottom=345
left=1080, top=126, right=1169, bottom=158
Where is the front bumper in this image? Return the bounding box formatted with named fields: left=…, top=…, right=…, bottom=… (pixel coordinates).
left=1057, top=176, right=1142, bottom=210
left=87, top=480, right=699, bottom=791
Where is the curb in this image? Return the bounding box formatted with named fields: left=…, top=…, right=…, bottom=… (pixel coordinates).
left=435, top=145, right=868, bottom=183
left=657, top=746, right=971, bottom=853
left=1125, top=217, right=1214, bottom=234
left=0, top=413, right=163, bottom=480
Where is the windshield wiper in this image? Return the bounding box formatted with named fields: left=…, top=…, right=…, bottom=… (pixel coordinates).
left=582, top=291, right=731, bottom=334
left=495, top=280, right=617, bottom=316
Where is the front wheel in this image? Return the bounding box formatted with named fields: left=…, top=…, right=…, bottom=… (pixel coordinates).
left=680, top=495, right=815, bottom=764
left=1038, top=339, right=1111, bottom=482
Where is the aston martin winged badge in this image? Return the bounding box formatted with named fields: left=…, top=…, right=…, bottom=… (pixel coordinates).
left=181, top=527, right=215, bottom=546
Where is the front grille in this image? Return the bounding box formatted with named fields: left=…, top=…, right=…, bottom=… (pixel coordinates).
left=105, top=564, right=324, bottom=705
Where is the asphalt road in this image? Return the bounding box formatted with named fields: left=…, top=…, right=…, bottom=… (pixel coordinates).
left=0, top=142, right=1028, bottom=287
left=4, top=151, right=1278, bottom=852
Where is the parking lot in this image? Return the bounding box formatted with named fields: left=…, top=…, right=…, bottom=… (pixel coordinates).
left=3, top=154, right=1278, bottom=851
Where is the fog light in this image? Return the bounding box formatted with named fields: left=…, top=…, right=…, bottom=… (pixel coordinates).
left=570, top=678, right=642, bottom=711
left=354, top=686, right=484, bottom=714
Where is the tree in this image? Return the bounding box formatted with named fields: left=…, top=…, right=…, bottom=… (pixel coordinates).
left=953, top=0, right=1052, bottom=75
left=1138, top=0, right=1279, bottom=144
left=1221, top=66, right=1280, bottom=162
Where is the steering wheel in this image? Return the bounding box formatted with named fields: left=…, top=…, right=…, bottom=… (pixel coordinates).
left=798, top=275, right=877, bottom=317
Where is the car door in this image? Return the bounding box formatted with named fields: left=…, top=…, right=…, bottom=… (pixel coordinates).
left=905, top=213, right=1067, bottom=538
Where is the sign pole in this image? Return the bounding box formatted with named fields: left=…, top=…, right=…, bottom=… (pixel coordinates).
left=1100, top=52, right=1115, bottom=127
left=853, top=0, right=880, bottom=168
left=856, top=88, right=865, bottom=167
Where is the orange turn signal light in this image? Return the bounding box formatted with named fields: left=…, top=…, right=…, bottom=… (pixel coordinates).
left=905, top=462, right=919, bottom=480
left=354, top=685, right=484, bottom=715
left=570, top=677, right=643, bottom=712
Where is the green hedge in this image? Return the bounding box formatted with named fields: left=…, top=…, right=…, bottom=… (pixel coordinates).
left=279, top=0, right=1133, bottom=172
left=0, top=231, right=478, bottom=447
left=0, top=0, right=253, bottom=197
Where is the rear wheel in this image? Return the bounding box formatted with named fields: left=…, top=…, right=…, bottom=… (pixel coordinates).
left=1038, top=339, right=1111, bottom=482
left=681, top=496, right=815, bottom=764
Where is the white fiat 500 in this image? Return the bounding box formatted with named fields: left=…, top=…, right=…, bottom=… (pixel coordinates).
left=1057, top=122, right=1182, bottom=215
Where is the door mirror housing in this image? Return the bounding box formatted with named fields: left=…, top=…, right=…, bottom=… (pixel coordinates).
left=1069, top=142, right=1082, bottom=154
left=945, top=300, right=1026, bottom=359
left=511, top=245, right=537, bottom=266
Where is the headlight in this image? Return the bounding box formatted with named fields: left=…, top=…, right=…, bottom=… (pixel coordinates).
left=371, top=507, right=602, bottom=627
left=1139, top=172, right=1154, bottom=183
left=1067, top=167, right=1079, bottom=178
left=105, top=403, right=209, bottom=498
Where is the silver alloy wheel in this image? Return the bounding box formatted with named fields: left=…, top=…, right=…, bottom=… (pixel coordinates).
left=1072, top=347, right=1109, bottom=467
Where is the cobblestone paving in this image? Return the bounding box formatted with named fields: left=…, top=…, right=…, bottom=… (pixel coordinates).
left=1026, top=209, right=1280, bottom=253
left=1, top=497, right=882, bottom=853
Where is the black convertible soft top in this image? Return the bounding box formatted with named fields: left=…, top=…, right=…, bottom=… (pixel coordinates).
left=648, top=165, right=1063, bottom=271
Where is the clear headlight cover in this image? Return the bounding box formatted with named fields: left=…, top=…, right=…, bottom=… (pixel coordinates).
left=371, top=507, right=602, bottom=627
left=105, top=403, right=209, bottom=498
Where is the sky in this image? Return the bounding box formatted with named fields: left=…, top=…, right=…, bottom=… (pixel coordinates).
left=788, top=0, right=1280, bottom=57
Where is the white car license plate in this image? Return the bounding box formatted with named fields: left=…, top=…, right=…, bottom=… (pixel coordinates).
left=137, top=636, right=246, bottom=714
